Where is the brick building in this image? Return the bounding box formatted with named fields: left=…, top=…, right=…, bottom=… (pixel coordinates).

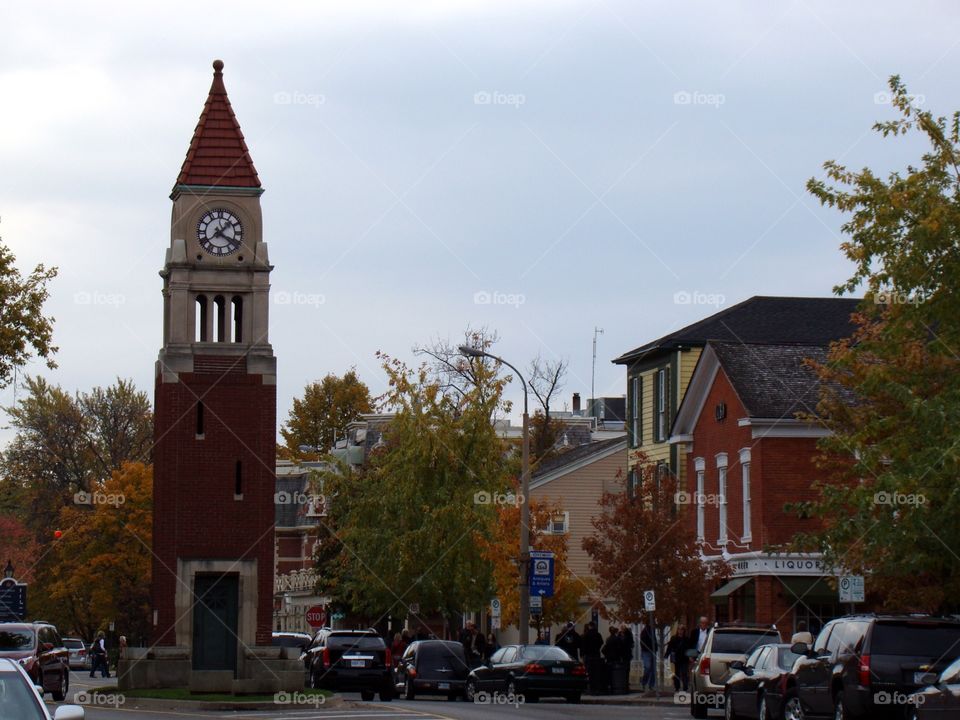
left=670, top=341, right=849, bottom=634
left=613, top=296, right=860, bottom=502
left=273, top=460, right=327, bottom=632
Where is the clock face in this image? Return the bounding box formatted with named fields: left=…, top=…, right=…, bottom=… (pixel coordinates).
left=197, top=209, right=244, bottom=256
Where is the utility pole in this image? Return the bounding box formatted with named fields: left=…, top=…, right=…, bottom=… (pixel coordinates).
left=591, top=327, right=604, bottom=420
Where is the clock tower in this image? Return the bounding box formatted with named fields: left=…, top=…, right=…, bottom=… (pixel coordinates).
left=131, top=60, right=295, bottom=692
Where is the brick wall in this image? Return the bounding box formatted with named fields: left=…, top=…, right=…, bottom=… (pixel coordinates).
left=151, top=364, right=276, bottom=646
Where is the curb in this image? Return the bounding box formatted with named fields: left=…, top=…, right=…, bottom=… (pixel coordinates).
left=75, top=691, right=343, bottom=712
left=581, top=693, right=681, bottom=706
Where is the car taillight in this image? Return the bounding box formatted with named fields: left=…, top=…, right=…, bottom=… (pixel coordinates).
left=699, top=656, right=711, bottom=675
left=858, top=655, right=871, bottom=687
left=385, top=648, right=392, bottom=667
left=322, top=648, right=331, bottom=668
left=572, top=664, right=587, bottom=676
left=524, top=663, right=546, bottom=674
left=408, top=666, right=417, bottom=678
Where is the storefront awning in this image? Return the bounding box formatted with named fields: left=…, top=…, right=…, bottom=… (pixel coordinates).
left=710, top=576, right=753, bottom=602
left=779, top=576, right=836, bottom=605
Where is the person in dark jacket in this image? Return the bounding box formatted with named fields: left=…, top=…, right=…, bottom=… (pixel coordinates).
left=601, top=626, right=622, bottom=663
left=556, top=621, right=581, bottom=660
left=581, top=622, right=605, bottom=694
left=665, top=624, right=691, bottom=691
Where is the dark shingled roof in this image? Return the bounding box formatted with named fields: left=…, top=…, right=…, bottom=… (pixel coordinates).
left=711, top=342, right=833, bottom=419
left=533, top=435, right=626, bottom=480
left=613, top=296, right=861, bottom=365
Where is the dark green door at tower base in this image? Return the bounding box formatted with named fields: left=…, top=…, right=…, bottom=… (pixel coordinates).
left=192, top=574, right=239, bottom=672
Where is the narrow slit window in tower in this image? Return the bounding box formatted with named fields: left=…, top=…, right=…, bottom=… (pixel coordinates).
left=232, top=296, right=243, bottom=343
left=196, top=296, right=208, bottom=342
left=214, top=296, right=226, bottom=342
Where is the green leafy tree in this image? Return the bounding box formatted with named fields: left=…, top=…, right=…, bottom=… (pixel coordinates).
left=280, top=370, right=373, bottom=459
left=318, top=351, right=509, bottom=631
left=794, top=76, right=960, bottom=611
left=1, top=377, right=151, bottom=539
left=0, top=241, right=57, bottom=387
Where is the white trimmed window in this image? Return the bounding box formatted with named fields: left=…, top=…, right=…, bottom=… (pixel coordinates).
left=694, top=457, right=705, bottom=542
left=656, top=368, right=668, bottom=441
left=740, top=448, right=752, bottom=542
left=716, top=453, right=728, bottom=545
left=549, top=512, right=569, bottom=535
left=631, top=375, right=641, bottom=447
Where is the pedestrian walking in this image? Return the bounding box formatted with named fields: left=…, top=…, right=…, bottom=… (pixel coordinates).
left=484, top=632, right=499, bottom=661
left=665, top=624, right=691, bottom=691
left=89, top=631, right=109, bottom=678
left=534, top=628, right=549, bottom=645
left=790, top=621, right=814, bottom=646
left=638, top=617, right=656, bottom=692
left=690, top=615, right=710, bottom=654
left=556, top=621, right=581, bottom=660
left=581, top=621, right=604, bottom=694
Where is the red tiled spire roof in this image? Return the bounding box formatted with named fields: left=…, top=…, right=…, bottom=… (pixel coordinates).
left=175, top=59, right=261, bottom=188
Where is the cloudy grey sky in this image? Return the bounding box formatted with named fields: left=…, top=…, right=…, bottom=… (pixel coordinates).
left=0, top=0, right=955, bottom=437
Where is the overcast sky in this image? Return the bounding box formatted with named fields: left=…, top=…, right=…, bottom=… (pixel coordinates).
left=0, top=0, right=955, bottom=440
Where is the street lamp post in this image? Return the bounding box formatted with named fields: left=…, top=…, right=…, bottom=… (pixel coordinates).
left=459, top=345, right=531, bottom=644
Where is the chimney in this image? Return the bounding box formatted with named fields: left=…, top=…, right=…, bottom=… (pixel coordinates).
left=572, top=393, right=581, bottom=415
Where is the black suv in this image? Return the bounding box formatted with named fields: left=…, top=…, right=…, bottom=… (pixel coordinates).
left=0, top=622, right=70, bottom=700
left=784, top=614, right=960, bottom=719
left=304, top=629, right=393, bottom=701
left=395, top=640, right=470, bottom=700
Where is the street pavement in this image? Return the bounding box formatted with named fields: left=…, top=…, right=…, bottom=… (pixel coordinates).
left=46, top=670, right=700, bottom=720
left=47, top=678, right=699, bottom=719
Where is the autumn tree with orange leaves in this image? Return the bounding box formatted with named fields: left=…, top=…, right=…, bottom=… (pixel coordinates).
left=34, top=462, right=153, bottom=642
left=583, top=460, right=728, bottom=626
left=479, top=487, right=585, bottom=632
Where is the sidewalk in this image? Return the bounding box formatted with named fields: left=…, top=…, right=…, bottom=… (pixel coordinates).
left=582, top=689, right=685, bottom=706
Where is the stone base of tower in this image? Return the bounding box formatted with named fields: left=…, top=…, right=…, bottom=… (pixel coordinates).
left=118, top=647, right=304, bottom=693
left=121, top=558, right=301, bottom=693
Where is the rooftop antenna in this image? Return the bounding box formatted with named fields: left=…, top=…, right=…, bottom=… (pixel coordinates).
left=591, top=327, right=604, bottom=418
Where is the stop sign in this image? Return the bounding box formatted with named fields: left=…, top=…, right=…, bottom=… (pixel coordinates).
left=305, top=605, right=326, bottom=629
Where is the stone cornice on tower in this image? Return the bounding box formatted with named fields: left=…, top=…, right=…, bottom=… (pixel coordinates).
left=174, top=59, right=261, bottom=193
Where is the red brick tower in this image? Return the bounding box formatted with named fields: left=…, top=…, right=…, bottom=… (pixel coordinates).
left=149, top=60, right=277, bottom=685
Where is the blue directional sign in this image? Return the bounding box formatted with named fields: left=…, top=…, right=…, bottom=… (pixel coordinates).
left=529, top=550, right=555, bottom=598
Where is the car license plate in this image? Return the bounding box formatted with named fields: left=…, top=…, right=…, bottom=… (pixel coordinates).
left=438, top=682, right=450, bottom=690
left=552, top=667, right=565, bottom=674
left=350, top=660, right=365, bottom=668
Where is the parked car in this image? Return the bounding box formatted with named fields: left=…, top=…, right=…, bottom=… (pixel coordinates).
left=304, top=629, right=393, bottom=701
left=271, top=631, right=312, bottom=652
left=465, top=644, right=587, bottom=703
left=907, top=655, right=960, bottom=719
left=0, top=622, right=70, bottom=700
left=62, top=637, right=88, bottom=670
left=0, top=658, right=84, bottom=719
left=394, top=640, right=469, bottom=701
left=784, top=614, right=960, bottom=719
left=690, top=623, right=782, bottom=718
left=724, top=643, right=802, bottom=720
